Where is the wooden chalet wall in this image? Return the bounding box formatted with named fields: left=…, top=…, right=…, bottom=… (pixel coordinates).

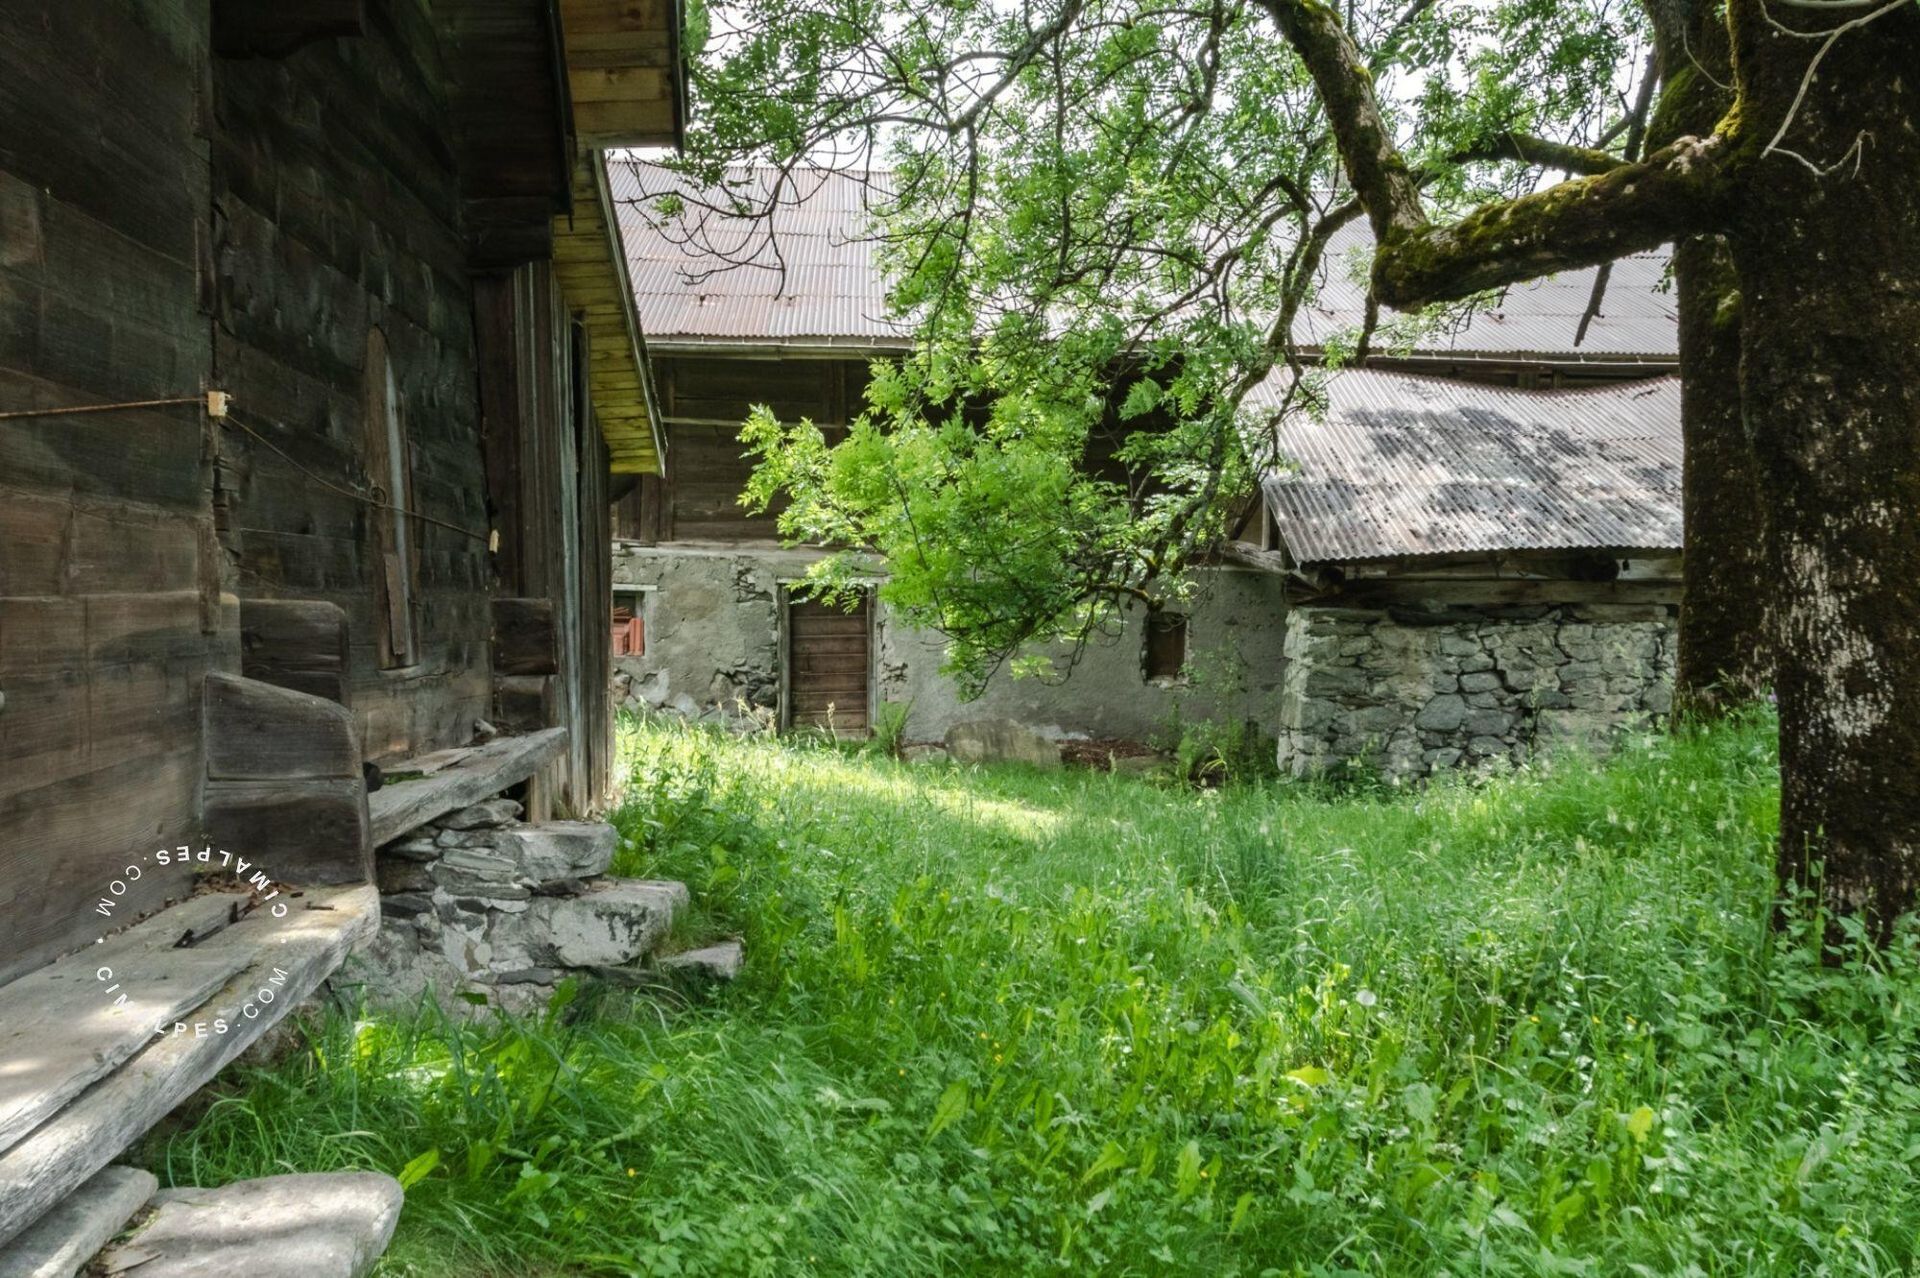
left=208, top=0, right=493, bottom=762
left=0, top=0, right=636, bottom=981
left=477, top=267, right=613, bottom=811
left=0, top=0, right=221, bottom=983
left=629, top=355, right=868, bottom=542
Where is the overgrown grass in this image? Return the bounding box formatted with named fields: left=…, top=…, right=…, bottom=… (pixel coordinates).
left=143, top=711, right=1920, bottom=1275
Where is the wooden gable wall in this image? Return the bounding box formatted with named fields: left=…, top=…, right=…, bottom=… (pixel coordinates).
left=621, top=354, right=869, bottom=542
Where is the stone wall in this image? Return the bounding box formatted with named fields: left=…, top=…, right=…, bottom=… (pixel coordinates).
left=611, top=542, right=1292, bottom=748
left=1275, top=603, right=1676, bottom=780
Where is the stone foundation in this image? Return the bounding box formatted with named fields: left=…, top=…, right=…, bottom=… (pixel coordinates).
left=350, top=800, right=687, bottom=1014
left=1276, top=603, right=1676, bottom=780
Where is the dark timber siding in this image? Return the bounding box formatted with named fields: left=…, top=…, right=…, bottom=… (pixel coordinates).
left=636, top=355, right=869, bottom=542
left=0, top=0, right=218, bottom=983
left=208, top=0, right=493, bottom=761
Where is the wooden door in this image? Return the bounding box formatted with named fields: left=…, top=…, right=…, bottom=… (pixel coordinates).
left=786, top=592, right=872, bottom=734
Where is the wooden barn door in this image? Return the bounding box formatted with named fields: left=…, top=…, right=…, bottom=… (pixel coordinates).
left=785, top=592, right=872, bottom=735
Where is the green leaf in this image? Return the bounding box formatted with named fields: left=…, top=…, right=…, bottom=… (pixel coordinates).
left=925, top=1079, right=970, bottom=1141
left=396, top=1147, right=440, bottom=1191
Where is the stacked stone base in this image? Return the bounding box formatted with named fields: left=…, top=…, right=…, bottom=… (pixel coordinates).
left=351, top=800, right=689, bottom=1014
left=1276, top=602, right=1676, bottom=781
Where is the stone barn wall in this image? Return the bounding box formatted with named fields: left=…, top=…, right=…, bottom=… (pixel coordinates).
left=1276, top=603, right=1677, bottom=780
left=611, top=542, right=1292, bottom=749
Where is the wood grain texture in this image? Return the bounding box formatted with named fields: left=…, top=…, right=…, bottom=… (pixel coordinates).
left=0, top=895, right=242, bottom=1156
left=0, top=886, right=379, bottom=1252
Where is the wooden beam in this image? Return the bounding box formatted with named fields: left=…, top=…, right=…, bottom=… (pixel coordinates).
left=201, top=674, right=372, bottom=886
left=212, top=0, right=367, bottom=58
left=492, top=597, right=559, bottom=676
left=239, top=599, right=350, bottom=706
left=366, top=727, right=567, bottom=846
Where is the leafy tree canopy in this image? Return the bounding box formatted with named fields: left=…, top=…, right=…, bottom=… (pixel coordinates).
left=665, top=0, right=1649, bottom=690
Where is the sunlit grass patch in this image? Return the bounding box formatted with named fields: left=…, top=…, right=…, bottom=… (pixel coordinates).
left=145, top=709, right=1920, bottom=1276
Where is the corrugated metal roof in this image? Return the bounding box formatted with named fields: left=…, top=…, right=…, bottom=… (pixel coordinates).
left=610, top=161, right=914, bottom=347
left=1252, top=370, right=1682, bottom=565
left=1297, top=220, right=1678, bottom=361
left=612, top=161, right=1678, bottom=360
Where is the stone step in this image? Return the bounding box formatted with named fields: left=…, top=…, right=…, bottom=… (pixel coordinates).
left=92, top=1172, right=402, bottom=1278
left=533, top=878, right=688, bottom=967
left=658, top=939, right=745, bottom=984
left=0, top=1166, right=155, bottom=1278
left=0, top=887, right=380, bottom=1250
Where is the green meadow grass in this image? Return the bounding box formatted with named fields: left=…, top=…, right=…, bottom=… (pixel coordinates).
left=142, top=711, right=1920, bottom=1275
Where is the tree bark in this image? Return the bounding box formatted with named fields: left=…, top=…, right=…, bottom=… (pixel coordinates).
left=1648, top=10, right=1774, bottom=716
left=1670, top=235, right=1771, bottom=715
left=1724, top=1, right=1920, bottom=939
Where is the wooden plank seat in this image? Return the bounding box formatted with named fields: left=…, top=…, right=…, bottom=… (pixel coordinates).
left=0, top=885, right=379, bottom=1250
left=367, top=727, right=567, bottom=846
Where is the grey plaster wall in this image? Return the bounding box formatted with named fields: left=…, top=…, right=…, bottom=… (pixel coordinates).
left=611, top=542, right=1292, bottom=746
left=1275, top=603, right=1677, bottom=780
left=879, top=570, right=1290, bottom=745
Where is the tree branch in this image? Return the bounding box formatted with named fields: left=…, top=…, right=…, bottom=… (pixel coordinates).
left=1448, top=130, right=1627, bottom=177
left=1258, top=0, right=1737, bottom=311
left=1254, top=0, right=1426, bottom=242
left=1373, top=133, right=1732, bottom=307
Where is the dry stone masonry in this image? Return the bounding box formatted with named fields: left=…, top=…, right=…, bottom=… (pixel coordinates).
left=1276, top=603, right=1677, bottom=780
left=354, top=800, right=690, bottom=1013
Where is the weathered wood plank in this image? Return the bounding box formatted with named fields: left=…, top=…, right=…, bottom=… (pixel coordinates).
left=0, top=886, right=380, bottom=1252
left=0, top=1164, right=156, bottom=1278
left=0, top=896, right=244, bottom=1156
left=366, top=728, right=567, bottom=846
left=492, top=597, right=557, bottom=676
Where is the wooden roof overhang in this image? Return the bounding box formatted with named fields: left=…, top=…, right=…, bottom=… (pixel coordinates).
left=557, top=0, right=685, bottom=149
left=438, top=0, right=681, bottom=474
left=554, top=151, right=668, bottom=473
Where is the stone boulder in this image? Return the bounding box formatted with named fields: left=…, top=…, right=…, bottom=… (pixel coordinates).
left=92, top=1172, right=402, bottom=1278
left=531, top=879, right=688, bottom=967
left=944, top=719, right=1062, bottom=769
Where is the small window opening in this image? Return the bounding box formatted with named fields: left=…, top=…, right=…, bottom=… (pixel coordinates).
left=1145, top=610, right=1188, bottom=683
left=365, top=328, right=417, bottom=668
left=612, top=604, right=646, bottom=656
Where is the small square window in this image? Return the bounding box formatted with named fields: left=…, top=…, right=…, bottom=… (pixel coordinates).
left=1145, top=611, right=1188, bottom=683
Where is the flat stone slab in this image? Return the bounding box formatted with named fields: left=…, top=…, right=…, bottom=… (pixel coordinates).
left=0, top=1165, right=155, bottom=1278
left=94, top=1172, right=402, bottom=1278
left=492, top=822, right=617, bottom=883
left=532, top=879, right=687, bottom=967
left=945, top=718, right=1062, bottom=769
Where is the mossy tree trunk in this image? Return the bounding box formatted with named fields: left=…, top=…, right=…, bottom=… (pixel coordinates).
left=1651, top=11, right=1773, bottom=717
left=1726, top=4, right=1920, bottom=938
left=1267, top=0, right=1920, bottom=936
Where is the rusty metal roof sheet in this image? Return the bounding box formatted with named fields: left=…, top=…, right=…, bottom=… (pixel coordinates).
left=612, top=162, right=1679, bottom=361
left=609, top=161, right=914, bottom=347
left=1251, top=370, right=1682, bottom=565
left=1297, top=220, right=1677, bottom=362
